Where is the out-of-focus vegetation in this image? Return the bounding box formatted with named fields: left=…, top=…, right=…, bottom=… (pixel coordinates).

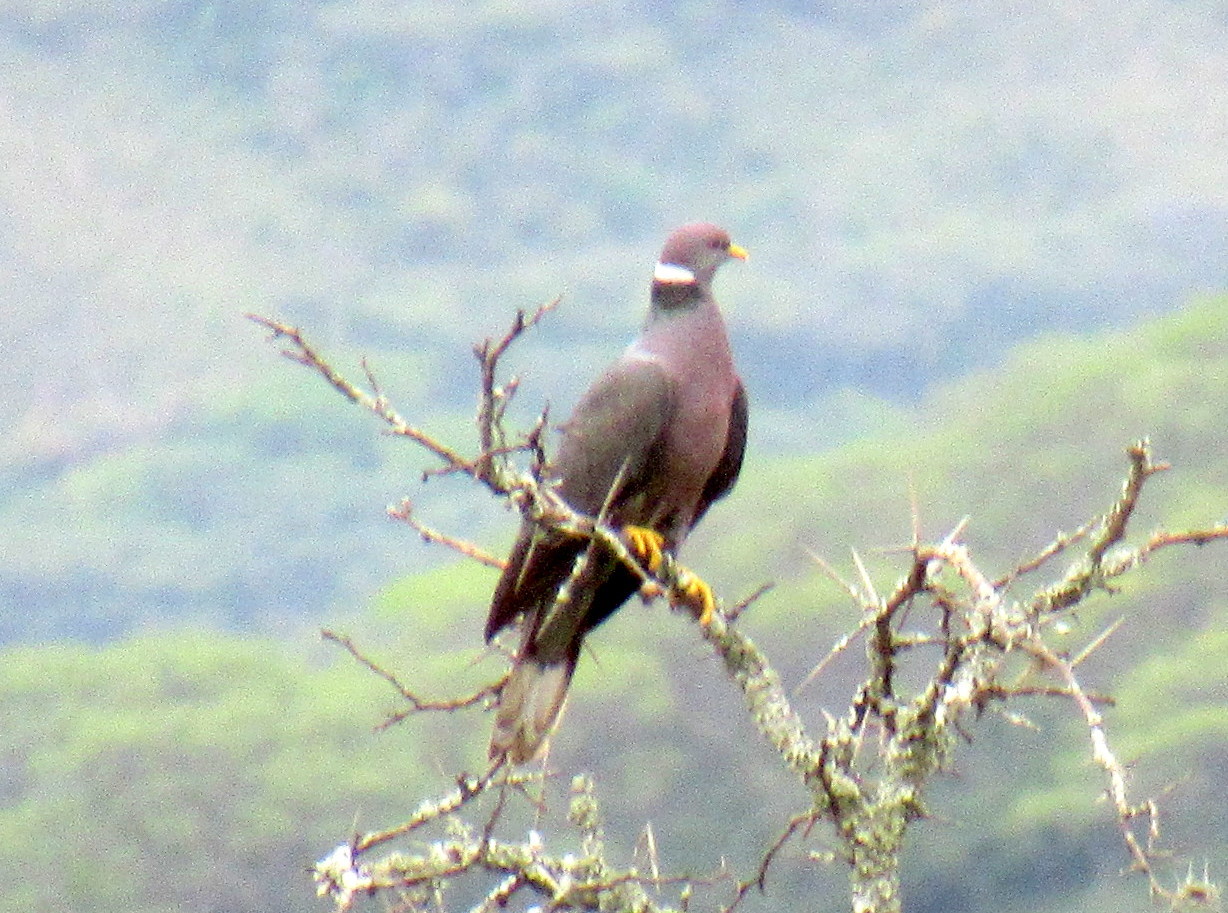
left=0, top=631, right=481, bottom=912
left=4, top=2, right=1227, bottom=910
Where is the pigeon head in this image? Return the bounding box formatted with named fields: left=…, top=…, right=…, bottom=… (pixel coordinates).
left=652, top=222, right=747, bottom=295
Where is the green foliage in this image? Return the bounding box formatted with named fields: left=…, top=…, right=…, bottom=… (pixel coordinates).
left=0, top=630, right=462, bottom=913
left=374, top=558, right=500, bottom=641
left=0, top=363, right=485, bottom=640
left=1114, top=625, right=1228, bottom=762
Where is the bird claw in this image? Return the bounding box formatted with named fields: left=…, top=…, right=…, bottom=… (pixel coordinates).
left=674, top=568, right=717, bottom=627
left=622, top=525, right=666, bottom=575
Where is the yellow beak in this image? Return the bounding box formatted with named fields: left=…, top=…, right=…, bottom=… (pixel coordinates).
left=728, top=243, right=749, bottom=261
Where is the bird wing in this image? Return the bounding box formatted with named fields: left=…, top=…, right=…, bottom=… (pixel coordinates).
left=485, top=358, right=676, bottom=642
left=553, top=357, right=676, bottom=515
left=693, top=379, right=748, bottom=526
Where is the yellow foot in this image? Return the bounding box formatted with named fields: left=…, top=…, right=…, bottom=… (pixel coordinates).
left=674, top=568, right=717, bottom=627
left=620, top=526, right=717, bottom=625
left=622, top=525, right=666, bottom=575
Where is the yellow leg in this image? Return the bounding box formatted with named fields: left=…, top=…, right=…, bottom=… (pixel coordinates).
left=622, top=525, right=666, bottom=575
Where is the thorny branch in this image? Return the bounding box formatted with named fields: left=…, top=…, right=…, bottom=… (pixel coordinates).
left=320, top=629, right=506, bottom=732
left=312, top=773, right=706, bottom=913
left=252, top=306, right=1228, bottom=913
left=747, top=438, right=1228, bottom=913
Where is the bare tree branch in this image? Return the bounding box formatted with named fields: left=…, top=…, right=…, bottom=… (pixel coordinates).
left=320, top=628, right=506, bottom=731
left=246, top=314, right=475, bottom=476
left=474, top=297, right=561, bottom=487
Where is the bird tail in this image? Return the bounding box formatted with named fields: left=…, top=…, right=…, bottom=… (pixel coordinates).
left=489, top=655, right=576, bottom=764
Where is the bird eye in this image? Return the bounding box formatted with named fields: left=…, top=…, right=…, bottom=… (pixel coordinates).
left=710, top=238, right=728, bottom=250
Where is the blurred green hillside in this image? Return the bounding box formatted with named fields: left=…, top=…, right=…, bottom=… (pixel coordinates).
left=7, top=293, right=1227, bottom=913
left=5, top=0, right=1228, bottom=642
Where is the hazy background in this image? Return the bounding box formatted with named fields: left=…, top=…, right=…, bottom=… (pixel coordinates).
left=4, top=0, right=1227, bottom=641
left=2, top=2, right=1227, bottom=911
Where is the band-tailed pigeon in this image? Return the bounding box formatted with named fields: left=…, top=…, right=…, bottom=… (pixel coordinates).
left=485, top=222, right=749, bottom=764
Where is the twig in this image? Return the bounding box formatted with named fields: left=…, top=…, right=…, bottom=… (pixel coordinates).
left=387, top=499, right=506, bottom=569
left=246, top=314, right=473, bottom=475
left=321, top=629, right=506, bottom=730
left=474, top=298, right=561, bottom=486
left=1101, top=525, right=1228, bottom=580
left=724, top=811, right=817, bottom=913
left=1090, top=441, right=1167, bottom=567
left=354, top=765, right=512, bottom=854
left=1024, top=637, right=1168, bottom=899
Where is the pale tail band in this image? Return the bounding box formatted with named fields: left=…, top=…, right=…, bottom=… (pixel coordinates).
left=489, top=658, right=575, bottom=764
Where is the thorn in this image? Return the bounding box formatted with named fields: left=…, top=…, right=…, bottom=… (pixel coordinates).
left=805, top=548, right=862, bottom=603
left=850, top=547, right=880, bottom=605
left=1071, top=616, right=1124, bottom=668
left=942, top=515, right=971, bottom=547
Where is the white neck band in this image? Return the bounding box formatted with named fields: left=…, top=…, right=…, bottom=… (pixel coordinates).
left=653, top=262, right=696, bottom=284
